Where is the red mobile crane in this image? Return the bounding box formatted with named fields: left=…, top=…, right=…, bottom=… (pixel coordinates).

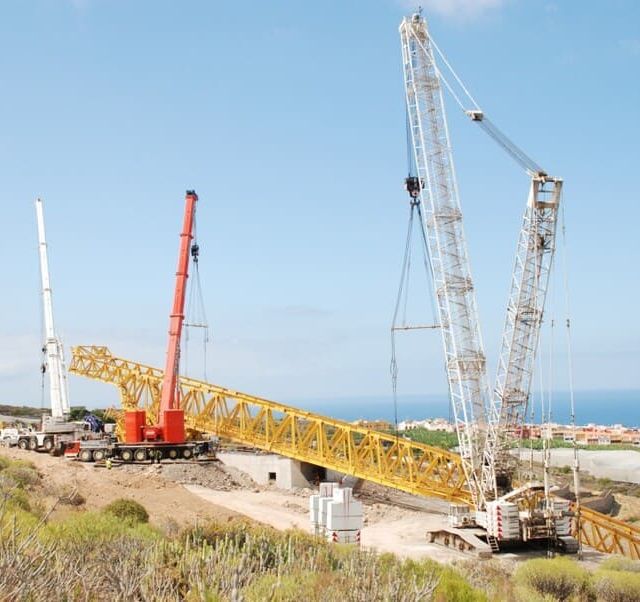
left=66, top=191, right=214, bottom=463
left=124, top=190, right=197, bottom=447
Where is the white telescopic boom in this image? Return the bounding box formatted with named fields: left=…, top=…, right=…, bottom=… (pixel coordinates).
left=35, top=198, right=70, bottom=420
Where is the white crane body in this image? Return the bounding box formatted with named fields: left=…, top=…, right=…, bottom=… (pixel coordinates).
left=36, top=198, right=70, bottom=422
left=399, top=13, right=577, bottom=553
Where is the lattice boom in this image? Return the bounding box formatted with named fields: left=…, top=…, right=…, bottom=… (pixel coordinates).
left=70, top=345, right=471, bottom=504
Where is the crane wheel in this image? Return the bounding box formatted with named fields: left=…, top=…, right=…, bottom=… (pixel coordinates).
left=93, top=449, right=105, bottom=461
left=79, top=449, right=92, bottom=462
left=182, top=448, right=193, bottom=460
left=120, top=449, right=134, bottom=462
left=28, top=438, right=38, bottom=451
left=134, top=449, right=148, bottom=462
left=43, top=438, right=54, bottom=452
left=168, top=449, right=178, bottom=460
left=18, top=439, right=28, bottom=450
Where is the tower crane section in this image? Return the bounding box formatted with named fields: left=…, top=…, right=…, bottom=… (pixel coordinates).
left=70, top=345, right=471, bottom=502
left=400, top=14, right=496, bottom=509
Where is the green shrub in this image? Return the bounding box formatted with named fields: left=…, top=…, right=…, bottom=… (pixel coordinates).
left=514, top=557, right=590, bottom=601
left=600, top=556, right=640, bottom=573
left=435, top=566, right=487, bottom=602
left=244, top=571, right=324, bottom=601
left=43, top=510, right=158, bottom=547
left=3, top=465, right=39, bottom=488
left=593, top=570, right=640, bottom=602
left=456, top=558, right=515, bottom=599
left=4, top=487, right=31, bottom=513
left=0, top=505, right=40, bottom=537
left=0, top=455, right=10, bottom=471
left=103, top=498, right=149, bottom=524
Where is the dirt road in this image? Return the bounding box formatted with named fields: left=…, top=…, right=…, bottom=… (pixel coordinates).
left=185, top=484, right=467, bottom=562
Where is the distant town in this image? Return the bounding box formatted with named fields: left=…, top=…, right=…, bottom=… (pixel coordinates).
left=352, top=418, right=640, bottom=447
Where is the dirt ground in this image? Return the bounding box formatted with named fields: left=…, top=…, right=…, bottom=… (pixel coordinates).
left=0, top=447, right=240, bottom=528
left=2, top=446, right=468, bottom=561
left=1, top=446, right=617, bottom=565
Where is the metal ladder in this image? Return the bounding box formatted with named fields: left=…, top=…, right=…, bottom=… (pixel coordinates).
left=487, top=535, right=500, bottom=553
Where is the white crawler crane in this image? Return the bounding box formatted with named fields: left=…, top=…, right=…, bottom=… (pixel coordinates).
left=399, top=13, right=576, bottom=553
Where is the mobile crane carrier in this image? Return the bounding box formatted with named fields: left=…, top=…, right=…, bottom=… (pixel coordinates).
left=65, top=190, right=214, bottom=462
left=16, top=199, right=99, bottom=453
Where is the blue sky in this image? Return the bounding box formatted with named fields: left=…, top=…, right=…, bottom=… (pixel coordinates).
left=0, top=0, right=638, bottom=413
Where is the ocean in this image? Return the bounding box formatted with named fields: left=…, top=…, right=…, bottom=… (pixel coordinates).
left=287, top=389, right=639, bottom=428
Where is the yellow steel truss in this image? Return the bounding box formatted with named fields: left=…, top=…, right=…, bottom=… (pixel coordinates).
left=576, top=506, right=640, bottom=560
left=70, top=346, right=471, bottom=504
left=69, top=345, right=640, bottom=559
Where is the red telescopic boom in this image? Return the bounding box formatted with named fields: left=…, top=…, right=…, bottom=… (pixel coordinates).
left=159, top=190, right=198, bottom=420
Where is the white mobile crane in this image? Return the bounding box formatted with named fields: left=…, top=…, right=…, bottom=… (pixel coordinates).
left=399, top=13, right=576, bottom=553
left=17, top=199, right=95, bottom=452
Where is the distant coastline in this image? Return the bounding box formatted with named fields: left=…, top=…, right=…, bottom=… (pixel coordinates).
left=3, top=388, right=637, bottom=429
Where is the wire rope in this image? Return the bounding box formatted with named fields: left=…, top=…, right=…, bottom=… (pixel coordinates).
left=559, top=193, right=583, bottom=558
left=183, top=213, right=211, bottom=383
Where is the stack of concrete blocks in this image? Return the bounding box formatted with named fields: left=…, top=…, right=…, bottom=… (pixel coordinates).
left=309, top=483, right=363, bottom=544
left=486, top=501, right=520, bottom=541
left=552, top=499, right=572, bottom=537
left=309, top=482, right=335, bottom=536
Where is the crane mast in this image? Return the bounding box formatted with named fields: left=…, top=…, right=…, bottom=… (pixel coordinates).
left=35, top=198, right=70, bottom=421
left=399, top=14, right=496, bottom=508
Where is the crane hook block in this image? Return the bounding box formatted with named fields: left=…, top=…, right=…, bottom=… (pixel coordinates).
left=466, top=110, right=484, bottom=122
left=405, top=176, right=423, bottom=199
left=191, top=243, right=199, bottom=261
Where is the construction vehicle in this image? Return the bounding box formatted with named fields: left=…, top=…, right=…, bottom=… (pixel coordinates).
left=17, top=199, right=93, bottom=454
left=66, top=190, right=215, bottom=463
left=398, top=12, right=577, bottom=554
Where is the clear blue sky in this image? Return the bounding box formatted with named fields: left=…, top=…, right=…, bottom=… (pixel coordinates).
left=0, top=0, right=638, bottom=411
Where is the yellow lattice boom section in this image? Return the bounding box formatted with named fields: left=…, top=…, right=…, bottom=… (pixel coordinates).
left=70, top=346, right=471, bottom=504
left=576, top=506, right=640, bottom=560
left=70, top=345, right=640, bottom=559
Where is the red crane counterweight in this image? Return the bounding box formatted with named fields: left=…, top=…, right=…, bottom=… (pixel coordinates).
left=124, top=190, right=199, bottom=445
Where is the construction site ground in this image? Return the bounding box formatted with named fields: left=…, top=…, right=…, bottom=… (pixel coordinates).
left=3, top=446, right=620, bottom=567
